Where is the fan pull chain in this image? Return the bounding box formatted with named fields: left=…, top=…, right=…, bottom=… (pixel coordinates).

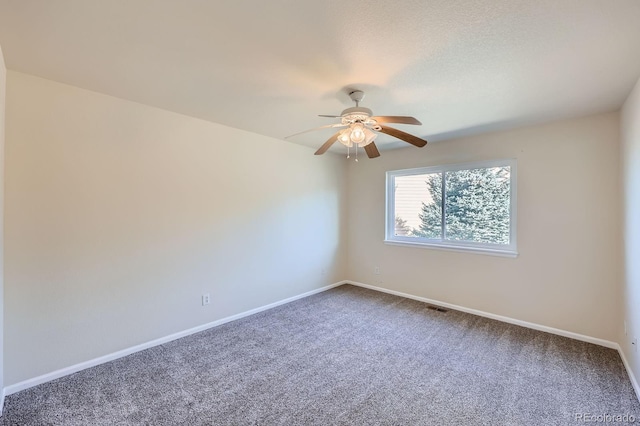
left=355, top=145, right=359, bottom=162
left=346, top=144, right=350, bottom=159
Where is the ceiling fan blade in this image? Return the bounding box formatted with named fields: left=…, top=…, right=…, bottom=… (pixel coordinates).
left=314, top=131, right=341, bottom=155
left=318, top=114, right=342, bottom=118
left=363, top=142, right=381, bottom=158
left=372, top=116, right=422, bottom=125
left=285, top=123, right=346, bottom=139
left=378, top=125, right=428, bottom=148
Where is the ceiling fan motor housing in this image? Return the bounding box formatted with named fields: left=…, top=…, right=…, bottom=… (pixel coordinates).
left=341, top=106, right=373, bottom=119
left=340, top=107, right=382, bottom=131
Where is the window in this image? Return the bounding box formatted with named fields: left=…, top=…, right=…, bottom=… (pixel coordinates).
left=386, top=159, right=517, bottom=257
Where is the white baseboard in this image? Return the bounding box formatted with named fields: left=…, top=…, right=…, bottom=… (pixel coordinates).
left=346, top=281, right=618, bottom=349
left=3, top=281, right=347, bottom=397
left=617, top=344, right=640, bottom=403
left=0, top=387, right=5, bottom=416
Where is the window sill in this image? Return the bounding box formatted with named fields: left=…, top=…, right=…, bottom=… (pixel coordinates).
left=384, top=240, right=519, bottom=258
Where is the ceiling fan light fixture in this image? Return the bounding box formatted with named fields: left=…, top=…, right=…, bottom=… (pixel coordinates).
left=337, top=128, right=353, bottom=146
left=350, top=123, right=365, bottom=144
left=361, top=127, right=377, bottom=146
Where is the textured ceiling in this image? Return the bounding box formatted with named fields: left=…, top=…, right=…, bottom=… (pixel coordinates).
left=1, top=0, right=640, bottom=153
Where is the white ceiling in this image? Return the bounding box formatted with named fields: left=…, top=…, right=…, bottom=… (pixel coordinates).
left=1, top=0, right=640, bottom=152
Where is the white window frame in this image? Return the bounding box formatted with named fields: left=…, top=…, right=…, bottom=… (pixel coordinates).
left=385, top=159, right=518, bottom=257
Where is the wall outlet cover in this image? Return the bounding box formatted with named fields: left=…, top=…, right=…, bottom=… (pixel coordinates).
left=202, top=294, right=211, bottom=306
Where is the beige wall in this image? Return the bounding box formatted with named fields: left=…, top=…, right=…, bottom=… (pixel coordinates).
left=1, top=68, right=630, bottom=391
left=0, top=45, right=6, bottom=404
left=347, top=112, right=621, bottom=342
left=4, top=71, right=347, bottom=386
left=621, top=77, right=640, bottom=388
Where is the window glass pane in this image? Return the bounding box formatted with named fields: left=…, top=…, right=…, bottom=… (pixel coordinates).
left=394, top=173, right=441, bottom=238
left=444, top=166, right=510, bottom=244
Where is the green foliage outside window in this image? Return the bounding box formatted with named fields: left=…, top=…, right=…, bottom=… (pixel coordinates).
left=407, top=167, right=510, bottom=244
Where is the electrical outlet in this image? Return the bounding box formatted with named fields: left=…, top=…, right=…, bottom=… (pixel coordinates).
left=202, top=294, right=211, bottom=306
left=633, top=337, right=638, bottom=353
left=374, top=266, right=380, bottom=275
left=321, top=268, right=326, bottom=276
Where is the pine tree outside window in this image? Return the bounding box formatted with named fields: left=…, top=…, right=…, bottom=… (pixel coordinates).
left=385, top=160, right=517, bottom=257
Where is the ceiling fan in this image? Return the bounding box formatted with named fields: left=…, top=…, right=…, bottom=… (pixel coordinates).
left=286, top=90, right=427, bottom=159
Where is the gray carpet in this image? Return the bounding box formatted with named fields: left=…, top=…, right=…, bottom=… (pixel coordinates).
left=2, top=284, right=639, bottom=425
